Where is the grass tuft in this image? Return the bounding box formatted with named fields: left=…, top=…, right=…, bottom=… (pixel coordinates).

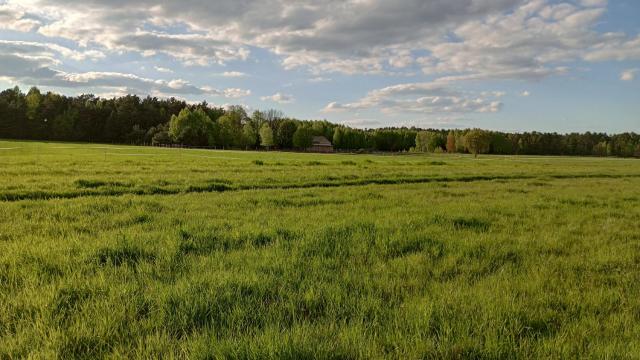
left=452, top=217, right=491, bottom=232
left=93, top=244, right=156, bottom=267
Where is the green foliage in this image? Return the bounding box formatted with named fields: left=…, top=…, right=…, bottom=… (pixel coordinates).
left=276, top=120, right=298, bottom=149
left=465, top=129, right=492, bottom=157
left=51, top=109, right=78, bottom=141
left=415, top=131, right=445, bottom=152
left=150, top=123, right=171, bottom=145
left=373, top=129, right=415, bottom=151
left=241, top=123, right=258, bottom=149
left=593, top=141, right=609, bottom=156
left=168, top=108, right=214, bottom=146
left=446, top=131, right=456, bottom=153
left=1, top=87, right=639, bottom=156
left=490, top=132, right=513, bottom=154
left=333, top=127, right=344, bottom=149
left=259, top=123, right=274, bottom=149
left=292, top=126, right=313, bottom=149
left=455, top=133, right=466, bottom=153
left=217, top=114, right=239, bottom=148
left=415, top=131, right=429, bottom=152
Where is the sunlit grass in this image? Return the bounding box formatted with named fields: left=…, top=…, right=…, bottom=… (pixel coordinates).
left=1, top=140, right=639, bottom=358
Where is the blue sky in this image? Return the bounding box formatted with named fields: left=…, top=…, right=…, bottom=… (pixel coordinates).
left=0, top=0, right=638, bottom=132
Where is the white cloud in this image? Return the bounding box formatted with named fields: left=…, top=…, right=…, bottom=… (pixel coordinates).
left=1, top=0, right=637, bottom=80
left=0, top=3, right=41, bottom=32
left=0, top=40, right=104, bottom=62
left=580, top=0, right=607, bottom=7
left=415, top=1, right=617, bottom=82
left=1, top=0, right=639, bottom=123
left=484, top=91, right=507, bottom=97
left=584, top=35, right=640, bottom=62
left=104, top=31, right=250, bottom=66
left=0, top=40, right=251, bottom=98
left=388, top=50, right=414, bottom=68
left=308, top=77, right=331, bottom=83
left=520, top=91, right=531, bottom=97
left=0, top=47, right=250, bottom=98
left=620, top=69, right=638, bottom=82
left=221, top=88, right=251, bottom=98
left=322, top=102, right=349, bottom=113
left=220, top=71, right=247, bottom=78
left=261, top=92, right=294, bottom=104
left=323, top=79, right=504, bottom=115
left=154, top=66, right=173, bottom=73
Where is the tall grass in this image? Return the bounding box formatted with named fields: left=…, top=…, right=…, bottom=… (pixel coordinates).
left=1, top=140, right=639, bottom=358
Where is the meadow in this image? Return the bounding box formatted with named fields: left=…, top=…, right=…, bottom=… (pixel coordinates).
left=1, top=140, right=639, bottom=359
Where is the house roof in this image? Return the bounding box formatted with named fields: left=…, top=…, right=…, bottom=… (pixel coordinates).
left=312, top=136, right=333, bottom=147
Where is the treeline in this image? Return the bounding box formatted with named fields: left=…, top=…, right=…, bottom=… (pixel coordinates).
left=0, top=86, right=638, bottom=157
left=0, top=86, right=417, bottom=151
left=413, top=129, right=640, bottom=157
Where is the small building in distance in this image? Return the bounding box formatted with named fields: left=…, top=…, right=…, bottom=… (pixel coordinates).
left=308, top=136, right=334, bottom=153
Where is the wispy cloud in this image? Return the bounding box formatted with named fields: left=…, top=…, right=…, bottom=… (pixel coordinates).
left=261, top=92, right=294, bottom=104
left=154, top=66, right=173, bottom=73
left=219, top=71, right=248, bottom=78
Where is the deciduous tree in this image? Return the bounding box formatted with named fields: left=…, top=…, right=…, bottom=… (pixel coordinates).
left=168, top=108, right=214, bottom=146
left=293, top=126, right=313, bottom=149
left=446, top=131, right=456, bottom=153
left=259, top=123, right=274, bottom=150
left=465, top=129, right=491, bottom=157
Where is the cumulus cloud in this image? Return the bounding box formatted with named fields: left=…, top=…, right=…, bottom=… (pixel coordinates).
left=0, top=41, right=249, bottom=99
left=261, top=92, right=294, bottom=104
left=415, top=1, right=620, bottom=82
left=1, top=0, right=639, bottom=120
left=10, top=3, right=250, bottom=65
left=323, top=79, right=503, bottom=115
left=0, top=3, right=41, bottom=32
left=220, top=88, right=251, bottom=98
left=108, top=31, right=250, bottom=66
left=620, top=69, right=638, bottom=82
left=2, top=0, right=638, bottom=79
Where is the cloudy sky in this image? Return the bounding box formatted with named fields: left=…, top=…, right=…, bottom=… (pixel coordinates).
left=0, top=0, right=638, bottom=132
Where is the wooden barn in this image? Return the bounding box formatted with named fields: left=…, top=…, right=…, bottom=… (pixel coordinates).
left=308, top=136, right=334, bottom=153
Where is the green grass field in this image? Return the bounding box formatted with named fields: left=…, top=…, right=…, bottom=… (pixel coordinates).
left=1, top=140, right=640, bottom=358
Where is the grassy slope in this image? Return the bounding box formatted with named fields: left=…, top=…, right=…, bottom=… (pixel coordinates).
left=1, top=140, right=639, bottom=358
